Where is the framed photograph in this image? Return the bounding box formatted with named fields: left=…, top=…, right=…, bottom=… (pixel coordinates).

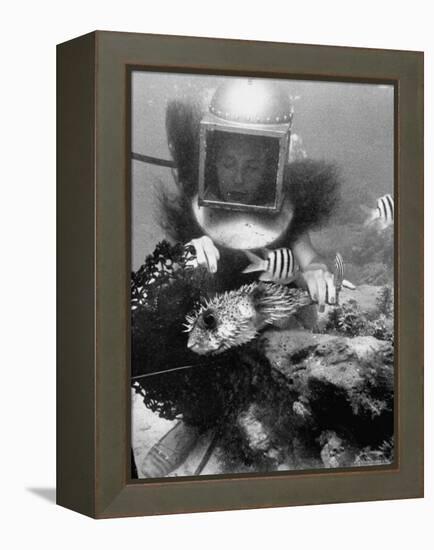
left=57, top=31, right=423, bottom=518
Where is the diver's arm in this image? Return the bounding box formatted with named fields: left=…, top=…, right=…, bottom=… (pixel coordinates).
left=292, top=232, right=336, bottom=308
left=292, top=232, right=326, bottom=270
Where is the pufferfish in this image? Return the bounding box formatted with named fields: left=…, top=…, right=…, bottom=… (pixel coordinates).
left=184, top=282, right=312, bottom=355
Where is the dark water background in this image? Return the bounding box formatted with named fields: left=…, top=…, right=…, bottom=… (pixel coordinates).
left=131, top=72, right=394, bottom=271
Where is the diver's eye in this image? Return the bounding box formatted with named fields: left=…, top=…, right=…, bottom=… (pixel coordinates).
left=201, top=311, right=217, bottom=330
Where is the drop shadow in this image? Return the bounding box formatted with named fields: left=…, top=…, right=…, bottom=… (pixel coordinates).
left=27, top=487, right=56, bottom=504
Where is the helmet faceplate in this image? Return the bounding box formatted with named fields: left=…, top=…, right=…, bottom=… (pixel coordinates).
left=198, top=79, right=293, bottom=213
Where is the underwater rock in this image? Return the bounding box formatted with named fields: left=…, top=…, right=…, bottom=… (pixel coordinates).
left=133, top=323, right=394, bottom=475
left=236, top=404, right=272, bottom=453
left=292, top=399, right=313, bottom=420
left=318, top=430, right=357, bottom=468
left=290, top=436, right=323, bottom=471
left=263, top=328, right=394, bottom=455
left=210, top=318, right=393, bottom=473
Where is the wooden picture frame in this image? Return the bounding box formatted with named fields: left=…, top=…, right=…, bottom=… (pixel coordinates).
left=57, top=31, right=423, bottom=518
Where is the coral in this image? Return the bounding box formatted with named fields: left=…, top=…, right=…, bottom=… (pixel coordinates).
left=324, top=299, right=369, bottom=337
left=354, top=437, right=394, bottom=466
left=369, top=314, right=394, bottom=343
left=265, top=329, right=394, bottom=453
left=322, top=284, right=394, bottom=343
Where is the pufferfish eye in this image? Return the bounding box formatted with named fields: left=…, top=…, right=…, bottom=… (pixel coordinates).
left=200, top=310, right=217, bottom=330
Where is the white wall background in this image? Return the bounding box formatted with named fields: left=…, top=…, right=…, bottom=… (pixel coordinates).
left=1, top=0, right=432, bottom=547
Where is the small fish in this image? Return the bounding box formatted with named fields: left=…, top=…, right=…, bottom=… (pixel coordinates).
left=334, top=252, right=345, bottom=291
left=184, top=282, right=312, bottom=355
left=242, top=248, right=298, bottom=284
left=333, top=252, right=356, bottom=294
left=361, top=194, right=394, bottom=230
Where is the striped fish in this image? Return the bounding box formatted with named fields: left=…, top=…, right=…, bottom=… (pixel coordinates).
left=361, top=194, right=394, bottom=230
left=334, top=252, right=345, bottom=292
left=242, top=248, right=298, bottom=284
left=333, top=252, right=356, bottom=298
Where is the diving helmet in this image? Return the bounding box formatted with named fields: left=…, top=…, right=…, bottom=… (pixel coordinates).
left=198, top=78, right=293, bottom=213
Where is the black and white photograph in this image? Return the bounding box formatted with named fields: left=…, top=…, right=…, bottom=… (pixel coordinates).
left=130, top=72, right=395, bottom=479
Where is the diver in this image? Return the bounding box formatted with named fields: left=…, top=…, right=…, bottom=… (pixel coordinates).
left=161, top=78, right=342, bottom=312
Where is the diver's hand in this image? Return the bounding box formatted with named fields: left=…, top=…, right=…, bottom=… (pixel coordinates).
left=186, top=236, right=220, bottom=274
left=300, top=262, right=336, bottom=311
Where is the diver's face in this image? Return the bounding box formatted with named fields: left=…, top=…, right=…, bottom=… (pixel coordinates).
left=216, top=137, right=266, bottom=204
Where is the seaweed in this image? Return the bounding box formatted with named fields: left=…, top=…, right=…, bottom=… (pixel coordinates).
left=324, top=299, right=369, bottom=337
